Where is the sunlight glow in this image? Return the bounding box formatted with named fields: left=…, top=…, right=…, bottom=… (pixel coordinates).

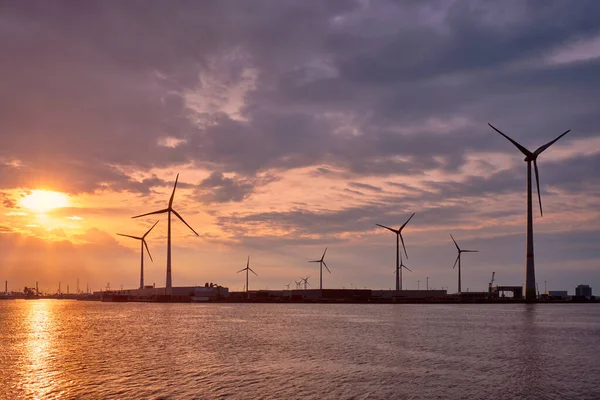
left=20, top=190, right=69, bottom=213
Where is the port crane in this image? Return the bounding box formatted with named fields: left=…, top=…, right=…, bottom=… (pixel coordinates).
left=488, top=272, right=495, bottom=296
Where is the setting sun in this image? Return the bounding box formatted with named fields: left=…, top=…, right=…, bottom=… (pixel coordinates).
left=20, top=190, right=70, bottom=213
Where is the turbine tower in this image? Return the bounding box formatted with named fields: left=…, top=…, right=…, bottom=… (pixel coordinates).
left=450, top=234, right=478, bottom=293
left=488, top=124, right=570, bottom=300
left=308, top=247, right=331, bottom=290
left=237, top=256, right=257, bottom=299
left=117, top=220, right=159, bottom=289
left=132, top=174, right=199, bottom=293
left=376, top=213, right=415, bottom=290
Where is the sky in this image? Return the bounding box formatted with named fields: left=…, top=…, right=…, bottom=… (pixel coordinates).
left=1, top=0, right=599, bottom=294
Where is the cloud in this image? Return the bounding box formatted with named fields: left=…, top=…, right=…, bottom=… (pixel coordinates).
left=195, top=172, right=278, bottom=204
left=1, top=1, right=599, bottom=291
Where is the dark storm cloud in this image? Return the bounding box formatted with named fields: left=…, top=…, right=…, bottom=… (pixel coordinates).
left=1, top=0, right=599, bottom=201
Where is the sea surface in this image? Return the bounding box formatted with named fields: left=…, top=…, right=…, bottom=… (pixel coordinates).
left=1, top=301, right=599, bottom=399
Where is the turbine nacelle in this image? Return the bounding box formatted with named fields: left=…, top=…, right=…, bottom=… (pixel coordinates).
left=375, top=212, right=415, bottom=258
left=488, top=123, right=570, bottom=217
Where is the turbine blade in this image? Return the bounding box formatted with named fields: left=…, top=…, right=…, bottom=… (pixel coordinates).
left=450, top=234, right=460, bottom=251
left=143, top=220, right=160, bottom=238
left=453, top=254, right=460, bottom=269
left=247, top=256, right=250, bottom=269
left=402, top=265, right=413, bottom=273
left=308, top=260, right=320, bottom=263
left=533, top=129, right=571, bottom=156
left=376, top=223, right=397, bottom=233
left=172, top=209, right=199, bottom=236
left=488, top=123, right=532, bottom=157
left=322, top=247, right=327, bottom=260
left=237, top=268, right=246, bottom=273
left=117, top=233, right=141, bottom=240
left=533, top=159, right=543, bottom=217
left=399, top=212, right=415, bottom=231
left=399, top=233, right=408, bottom=259
left=463, top=250, right=479, bottom=253
left=169, top=173, right=179, bottom=208
left=143, top=239, right=153, bottom=262
left=323, top=261, right=331, bottom=274
left=132, top=208, right=169, bottom=219
left=249, top=268, right=258, bottom=276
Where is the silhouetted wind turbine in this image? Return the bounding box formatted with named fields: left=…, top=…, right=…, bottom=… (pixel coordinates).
left=450, top=234, right=478, bottom=293
left=132, top=174, right=199, bottom=293
left=309, top=247, right=331, bottom=290
left=117, top=221, right=159, bottom=289
left=294, top=280, right=302, bottom=289
left=300, top=276, right=311, bottom=290
left=237, top=256, right=257, bottom=299
left=488, top=123, right=570, bottom=300
left=376, top=213, right=415, bottom=290
left=285, top=281, right=292, bottom=290
left=395, top=253, right=412, bottom=291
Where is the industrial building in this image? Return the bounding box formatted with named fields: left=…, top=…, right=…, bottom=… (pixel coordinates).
left=545, top=290, right=569, bottom=300
left=575, top=285, right=592, bottom=299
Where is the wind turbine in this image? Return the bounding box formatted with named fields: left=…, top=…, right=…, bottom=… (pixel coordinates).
left=300, top=276, right=311, bottom=290
left=488, top=123, right=570, bottom=300
left=376, top=213, right=416, bottom=291
left=308, top=247, right=331, bottom=290
left=237, top=256, right=257, bottom=299
left=285, top=281, right=292, bottom=290
left=294, top=280, right=302, bottom=289
left=132, top=174, right=199, bottom=293
left=117, top=221, right=159, bottom=289
left=450, top=234, right=478, bottom=293
left=395, top=252, right=412, bottom=292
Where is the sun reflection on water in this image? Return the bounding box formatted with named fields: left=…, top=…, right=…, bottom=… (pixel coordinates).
left=23, top=300, right=59, bottom=399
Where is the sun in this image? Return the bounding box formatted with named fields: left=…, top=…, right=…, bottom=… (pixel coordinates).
left=20, top=190, right=70, bottom=213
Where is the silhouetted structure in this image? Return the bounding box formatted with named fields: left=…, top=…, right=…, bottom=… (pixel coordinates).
left=576, top=285, right=592, bottom=298
left=117, top=220, right=159, bottom=289
left=488, top=123, right=570, bottom=301
left=376, top=213, right=415, bottom=291
left=237, top=256, right=257, bottom=299
left=308, top=247, right=331, bottom=290
left=133, top=174, right=199, bottom=294
left=450, top=234, right=478, bottom=293
left=300, top=276, right=310, bottom=290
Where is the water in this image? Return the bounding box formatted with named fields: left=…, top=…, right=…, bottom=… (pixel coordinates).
left=1, top=301, right=599, bottom=399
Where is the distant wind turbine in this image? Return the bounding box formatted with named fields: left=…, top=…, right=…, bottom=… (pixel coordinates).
left=117, top=220, right=159, bottom=289
left=285, top=281, right=292, bottom=290
left=488, top=123, right=570, bottom=300
left=376, top=213, right=415, bottom=291
left=237, top=256, right=257, bottom=299
left=308, top=247, right=331, bottom=290
left=395, top=252, right=412, bottom=291
left=132, top=174, right=199, bottom=293
left=294, top=280, right=302, bottom=289
left=450, top=234, right=478, bottom=293
left=300, top=276, right=311, bottom=290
